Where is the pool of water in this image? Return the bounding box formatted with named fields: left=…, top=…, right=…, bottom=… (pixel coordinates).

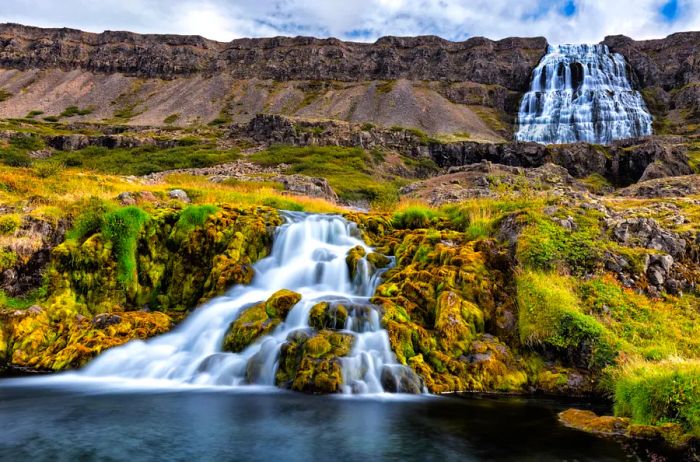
left=0, top=379, right=645, bottom=462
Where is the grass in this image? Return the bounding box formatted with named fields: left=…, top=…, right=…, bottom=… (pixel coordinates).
left=0, top=89, right=12, bottom=103
left=391, top=206, right=442, bottom=229
left=42, top=144, right=241, bottom=176
left=174, top=205, right=218, bottom=235
left=102, top=206, right=150, bottom=286
left=164, top=113, right=181, bottom=125
left=516, top=270, right=617, bottom=370
left=0, top=214, right=21, bottom=235
left=579, top=275, right=700, bottom=361
left=25, top=110, right=44, bottom=119
left=59, top=106, right=93, bottom=118
left=0, top=285, right=48, bottom=310
left=614, top=359, right=700, bottom=437
left=249, top=145, right=403, bottom=204
left=517, top=207, right=604, bottom=276
left=581, top=173, right=613, bottom=194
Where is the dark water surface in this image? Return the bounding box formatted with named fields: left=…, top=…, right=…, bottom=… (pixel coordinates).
left=0, top=380, right=638, bottom=461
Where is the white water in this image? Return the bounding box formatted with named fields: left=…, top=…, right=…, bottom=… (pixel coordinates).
left=76, top=212, right=412, bottom=394
left=516, top=44, right=653, bottom=145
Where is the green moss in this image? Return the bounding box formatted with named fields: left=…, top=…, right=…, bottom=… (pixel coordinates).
left=0, top=88, right=12, bottom=102
left=66, top=197, right=115, bottom=242
left=102, top=206, right=150, bottom=287
left=0, top=248, right=17, bottom=271
left=615, top=361, right=700, bottom=437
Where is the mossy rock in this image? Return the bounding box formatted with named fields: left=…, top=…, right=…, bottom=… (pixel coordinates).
left=275, top=329, right=354, bottom=394
left=346, top=245, right=366, bottom=279
left=367, top=252, right=391, bottom=269
left=308, top=301, right=348, bottom=330
left=222, top=289, right=302, bottom=353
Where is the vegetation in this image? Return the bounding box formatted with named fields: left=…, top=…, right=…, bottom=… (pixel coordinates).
left=249, top=145, right=404, bottom=204
left=0, top=89, right=12, bottom=103
left=101, top=206, right=150, bottom=286
left=59, top=106, right=93, bottom=118
left=615, top=360, right=700, bottom=437
left=43, top=144, right=241, bottom=176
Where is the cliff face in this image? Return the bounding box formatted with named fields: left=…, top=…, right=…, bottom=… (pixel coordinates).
left=0, top=24, right=545, bottom=90
left=604, top=33, right=700, bottom=134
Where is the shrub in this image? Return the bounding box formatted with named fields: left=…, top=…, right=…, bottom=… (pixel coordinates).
left=10, top=134, right=44, bottom=151
left=102, top=206, right=150, bottom=287
left=33, top=161, right=64, bottom=178
left=60, top=106, right=93, bottom=118
left=25, top=110, right=44, bottom=119
left=164, top=113, right=180, bottom=124
left=614, top=360, right=700, bottom=437
left=2, top=151, right=32, bottom=167
left=0, top=214, right=21, bottom=235
left=42, top=116, right=60, bottom=123
left=0, top=89, right=12, bottom=102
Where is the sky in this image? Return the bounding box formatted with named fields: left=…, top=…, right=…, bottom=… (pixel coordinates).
left=0, top=0, right=698, bottom=44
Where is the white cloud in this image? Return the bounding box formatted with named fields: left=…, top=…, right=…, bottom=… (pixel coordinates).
left=0, top=0, right=699, bottom=44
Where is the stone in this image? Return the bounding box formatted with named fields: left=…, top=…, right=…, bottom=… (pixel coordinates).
left=92, top=313, right=122, bottom=329
left=168, top=189, right=190, bottom=203
left=117, top=192, right=136, bottom=206
left=380, top=365, right=424, bottom=394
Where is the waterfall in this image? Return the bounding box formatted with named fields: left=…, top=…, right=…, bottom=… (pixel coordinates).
left=78, top=212, right=417, bottom=394
left=516, top=43, right=653, bottom=145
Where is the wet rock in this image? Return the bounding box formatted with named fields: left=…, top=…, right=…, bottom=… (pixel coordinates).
left=380, top=365, right=424, bottom=394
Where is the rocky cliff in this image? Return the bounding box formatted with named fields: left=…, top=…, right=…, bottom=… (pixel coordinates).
left=604, top=32, right=700, bottom=135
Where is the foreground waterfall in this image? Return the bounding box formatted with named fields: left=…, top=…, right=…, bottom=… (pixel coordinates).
left=80, top=212, right=417, bottom=394
left=516, top=44, right=653, bottom=144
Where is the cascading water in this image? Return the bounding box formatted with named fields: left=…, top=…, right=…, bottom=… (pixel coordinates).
left=77, top=212, right=416, bottom=394
left=516, top=43, right=653, bottom=145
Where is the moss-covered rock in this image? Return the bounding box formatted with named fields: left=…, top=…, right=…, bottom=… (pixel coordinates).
left=222, top=289, right=302, bottom=352
left=346, top=245, right=366, bottom=280
left=275, top=329, right=354, bottom=394
left=0, top=307, right=173, bottom=371
left=47, top=205, right=282, bottom=316
left=308, top=301, right=348, bottom=330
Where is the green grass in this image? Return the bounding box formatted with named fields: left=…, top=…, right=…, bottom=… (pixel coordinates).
left=516, top=270, right=617, bottom=370
left=579, top=276, right=700, bottom=360
left=164, top=113, right=181, bottom=125
left=517, top=209, right=603, bottom=275
left=392, top=206, right=442, bottom=229
left=249, top=145, right=402, bottom=203
left=41, top=144, right=240, bottom=176
left=615, top=360, right=700, bottom=437
left=174, top=205, right=218, bottom=235
left=66, top=197, right=115, bottom=242
left=25, top=110, right=44, bottom=119
left=0, top=89, right=12, bottom=103
left=102, top=206, right=150, bottom=287
left=0, top=285, right=48, bottom=310
left=60, top=106, right=93, bottom=118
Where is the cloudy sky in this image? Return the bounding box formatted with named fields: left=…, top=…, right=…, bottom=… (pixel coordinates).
left=0, top=0, right=697, bottom=44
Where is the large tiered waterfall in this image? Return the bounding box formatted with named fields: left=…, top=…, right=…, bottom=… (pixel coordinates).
left=74, top=212, right=414, bottom=394
left=516, top=44, right=653, bottom=144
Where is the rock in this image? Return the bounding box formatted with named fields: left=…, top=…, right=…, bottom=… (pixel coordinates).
left=308, top=302, right=348, bottom=330
left=92, top=313, right=122, bottom=329
left=380, top=365, right=424, bottom=393
left=367, top=252, right=391, bottom=269
left=345, top=245, right=367, bottom=279
left=168, top=189, right=190, bottom=203
left=26, top=305, right=42, bottom=315
left=609, top=217, right=686, bottom=258
left=117, top=192, right=136, bottom=206
left=137, top=191, right=157, bottom=203
left=222, top=289, right=301, bottom=353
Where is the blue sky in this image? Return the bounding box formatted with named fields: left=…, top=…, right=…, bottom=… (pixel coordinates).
left=0, top=0, right=698, bottom=43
